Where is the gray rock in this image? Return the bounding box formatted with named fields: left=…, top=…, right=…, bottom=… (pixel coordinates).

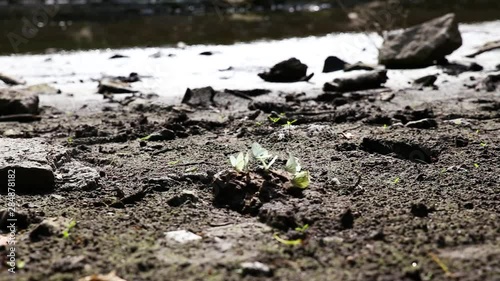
left=414, top=74, right=438, bottom=87
left=240, top=261, right=272, bottom=277
left=164, top=230, right=201, bottom=244
left=29, top=217, right=72, bottom=241
left=167, top=190, right=198, bottom=207
left=323, top=70, right=388, bottom=92
left=0, top=138, right=55, bottom=193
left=22, top=83, right=61, bottom=95
left=0, top=89, right=39, bottom=115
left=258, top=58, right=314, bottom=83
left=379, top=13, right=462, bottom=68
left=322, top=56, right=347, bottom=73
left=0, top=73, right=25, bottom=86
left=181, top=87, right=216, bottom=107
left=57, top=161, right=100, bottom=191
left=97, top=78, right=137, bottom=94
left=406, top=118, right=438, bottom=129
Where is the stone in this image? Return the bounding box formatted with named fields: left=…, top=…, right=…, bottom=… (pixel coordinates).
left=0, top=210, right=30, bottom=231
left=22, top=83, right=61, bottom=95
left=0, top=138, right=55, bottom=193
left=29, top=217, right=72, bottom=241
left=181, top=87, right=216, bottom=107
left=344, top=62, right=376, bottom=72
left=146, top=129, right=176, bottom=141
left=379, top=13, right=462, bottom=68
left=414, top=75, right=437, bottom=87
left=0, top=72, right=25, bottom=85
left=164, top=230, right=201, bottom=244
left=322, top=56, right=347, bottom=73
left=258, top=58, right=314, bottom=83
left=405, top=118, right=438, bottom=129
left=167, top=190, right=198, bottom=207
left=57, top=161, right=100, bottom=191
left=0, top=89, right=39, bottom=116
left=482, top=74, right=500, bottom=92
left=240, top=261, right=273, bottom=277
left=323, top=70, right=387, bottom=92
left=97, top=79, right=137, bottom=94
left=439, top=62, right=483, bottom=76
left=109, top=54, right=128, bottom=59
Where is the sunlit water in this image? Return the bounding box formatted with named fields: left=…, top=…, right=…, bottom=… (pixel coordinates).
left=1, top=20, right=500, bottom=111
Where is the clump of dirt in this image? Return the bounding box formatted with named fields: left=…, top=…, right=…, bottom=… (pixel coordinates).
left=212, top=169, right=301, bottom=215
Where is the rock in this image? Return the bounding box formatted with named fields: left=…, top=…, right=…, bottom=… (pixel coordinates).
left=0, top=72, right=25, bottom=85
left=496, top=64, right=500, bottom=71
left=116, top=72, right=140, bottom=83
left=414, top=74, right=437, bottom=87
left=149, top=51, right=163, bottom=58
left=109, top=54, right=128, bottom=59
left=0, top=210, right=30, bottom=231
left=240, top=261, right=273, bottom=277
left=181, top=87, right=216, bottom=107
left=164, top=230, right=201, bottom=244
left=167, top=190, right=198, bottom=207
left=248, top=101, right=295, bottom=113
left=344, top=62, right=376, bottom=72
left=224, top=88, right=270, bottom=97
left=98, top=79, right=137, bottom=94
left=29, top=217, right=72, bottom=241
left=0, top=138, right=55, bottom=193
left=466, top=40, right=500, bottom=58
left=258, top=58, right=314, bottom=82
left=379, top=13, right=462, bottom=68
left=146, top=129, right=176, bottom=141
left=482, top=73, right=500, bottom=92
left=0, top=89, right=39, bottom=115
left=322, top=56, right=347, bottom=73
left=199, top=51, right=214, bottom=56
left=22, top=83, right=61, bottom=95
left=439, top=62, right=483, bottom=76
left=405, top=118, right=438, bottom=129
left=323, top=70, right=388, bottom=92
left=57, top=161, right=100, bottom=191
left=258, top=202, right=297, bottom=230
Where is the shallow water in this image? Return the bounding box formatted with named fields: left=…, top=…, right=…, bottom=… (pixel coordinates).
left=1, top=20, right=500, bottom=111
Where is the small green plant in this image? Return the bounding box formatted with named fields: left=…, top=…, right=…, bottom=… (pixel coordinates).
left=383, top=124, right=388, bottom=129
left=255, top=121, right=263, bottom=126
left=474, top=163, right=479, bottom=168
left=229, top=152, right=250, bottom=173
left=273, top=233, right=302, bottom=246
left=62, top=219, right=77, bottom=239
left=67, top=137, right=74, bottom=145
left=295, top=224, right=309, bottom=232
left=480, top=142, right=487, bottom=147
left=251, top=143, right=277, bottom=171
left=185, top=166, right=199, bottom=173
left=168, top=160, right=180, bottom=165
left=268, top=116, right=281, bottom=124
left=392, top=177, right=400, bottom=184
left=285, top=154, right=311, bottom=189
left=282, top=119, right=297, bottom=128
left=139, top=134, right=151, bottom=141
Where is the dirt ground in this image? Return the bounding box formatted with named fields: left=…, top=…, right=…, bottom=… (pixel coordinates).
left=0, top=69, right=499, bottom=281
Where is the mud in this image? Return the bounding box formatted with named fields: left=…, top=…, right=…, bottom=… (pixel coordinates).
left=0, top=62, right=499, bottom=281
